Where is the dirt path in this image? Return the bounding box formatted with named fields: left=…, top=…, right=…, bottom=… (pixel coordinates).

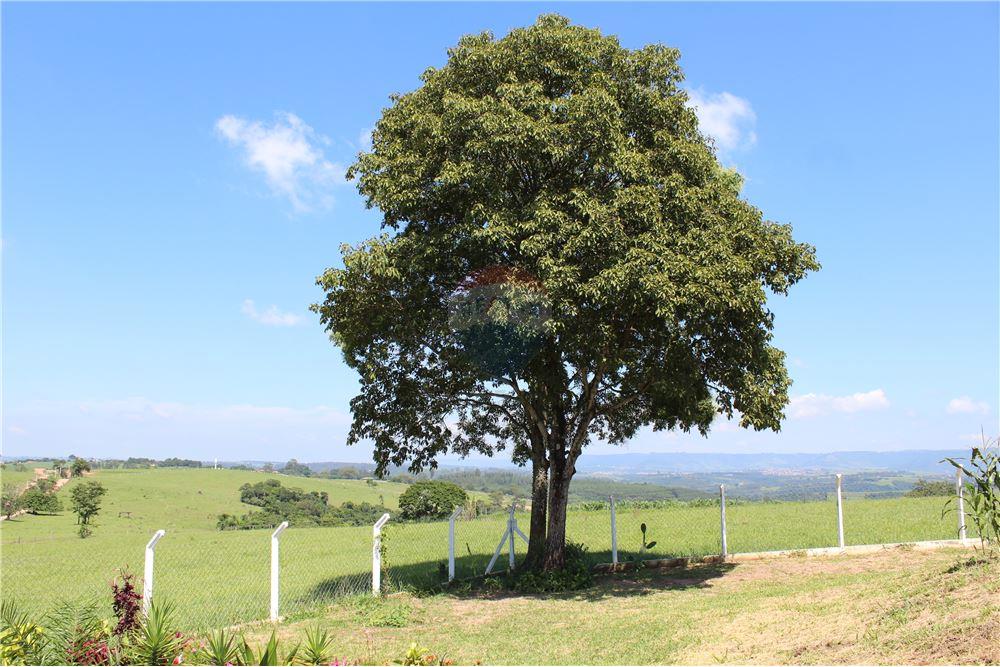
left=0, top=469, right=71, bottom=521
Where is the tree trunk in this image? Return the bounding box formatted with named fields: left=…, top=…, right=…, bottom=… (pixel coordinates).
left=524, top=453, right=549, bottom=570
left=542, top=454, right=573, bottom=570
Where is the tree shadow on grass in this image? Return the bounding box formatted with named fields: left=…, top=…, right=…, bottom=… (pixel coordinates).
left=293, top=551, right=738, bottom=609
left=576, top=560, right=738, bottom=601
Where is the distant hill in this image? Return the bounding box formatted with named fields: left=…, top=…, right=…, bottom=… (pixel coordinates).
left=574, top=449, right=967, bottom=475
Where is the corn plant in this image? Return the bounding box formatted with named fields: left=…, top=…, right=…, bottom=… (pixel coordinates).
left=943, top=434, right=999, bottom=554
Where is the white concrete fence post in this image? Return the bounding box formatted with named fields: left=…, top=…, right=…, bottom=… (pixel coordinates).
left=610, top=495, right=618, bottom=565
left=507, top=504, right=516, bottom=570
left=484, top=501, right=528, bottom=575
left=142, top=529, right=166, bottom=616
left=956, top=468, right=967, bottom=541
left=372, top=513, right=390, bottom=595
left=448, top=506, right=462, bottom=582
left=835, top=474, right=845, bottom=549
left=270, top=521, right=288, bottom=621
left=719, top=485, right=728, bottom=558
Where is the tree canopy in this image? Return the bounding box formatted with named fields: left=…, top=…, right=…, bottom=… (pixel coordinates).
left=314, top=14, right=818, bottom=569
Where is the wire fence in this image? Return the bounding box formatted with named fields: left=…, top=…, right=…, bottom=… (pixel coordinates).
left=1, top=474, right=977, bottom=634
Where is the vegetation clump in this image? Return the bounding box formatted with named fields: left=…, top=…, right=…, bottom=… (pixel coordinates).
left=944, top=436, right=1000, bottom=554
left=905, top=479, right=954, bottom=498
left=216, top=479, right=389, bottom=530
left=20, top=489, right=63, bottom=515
left=398, top=481, right=468, bottom=520
left=508, top=542, right=593, bottom=593
left=69, top=481, right=106, bottom=527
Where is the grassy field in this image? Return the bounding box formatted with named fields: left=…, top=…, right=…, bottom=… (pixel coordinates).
left=0, top=461, right=51, bottom=492
left=0, top=467, right=971, bottom=632
left=248, top=547, right=998, bottom=665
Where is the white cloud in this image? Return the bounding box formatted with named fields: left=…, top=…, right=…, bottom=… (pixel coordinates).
left=686, top=89, right=757, bottom=153
left=789, top=389, right=890, bottom=419
left=241, top=299, right=303, bottom=327
left=946, top=396, right=990, bottom=415
left=215, top=112, right=345, bottom=212
left=73, top=397, right=349, bottom=424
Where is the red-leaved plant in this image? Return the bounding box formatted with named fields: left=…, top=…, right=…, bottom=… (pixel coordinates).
left=111, top=569, right=143, bottom=636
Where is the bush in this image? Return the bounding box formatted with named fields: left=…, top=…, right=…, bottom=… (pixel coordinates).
left=509, top=542, right=594, bottom=593
left=218, top=480, right=388, bottom=530
left=906, top=479, right=954, bottom=497
left=1, top=485, right=21, bottom=519
left=70, top=458, right=91, bottom=477
left=398, top=481, right=468, bottom=520
left=21, top=489, right=63, bottom=515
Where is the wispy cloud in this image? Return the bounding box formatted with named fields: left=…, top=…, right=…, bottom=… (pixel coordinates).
left=946, top=396, right=990, bottom=415
left=241, top=299, right=303, bottom=327
left=6, top=397, right=355, bottom=460
left=72, top=397, right=349, bottom=424
left=788, top=389, right=890, bottom=419
left=215, top=112, right=344, bottom=212
left=686, top=89, right=757, bottom=153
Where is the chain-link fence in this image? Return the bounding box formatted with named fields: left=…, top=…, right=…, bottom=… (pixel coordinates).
left=1, top=476, right=976, bottom=634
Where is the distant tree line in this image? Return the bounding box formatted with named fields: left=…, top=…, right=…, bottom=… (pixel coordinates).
left=92, top=457, right=203, bottom=469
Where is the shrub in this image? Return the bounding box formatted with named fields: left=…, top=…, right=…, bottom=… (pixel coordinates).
left=1, top=485, right=21, bottom=519
left=35, top=476, right=57, bottom=493
left=71, top=459, right=92, bottom=477
left=509, top=542, right=594, bottom=593
left=111, top=570, right=142, bottom=637
left=197, top=629, right=240, bottom=666
left=236, top=630, right=297, bottom=666
left=398, top=642, right=454, bottom=666
left=398, top=481, right=468, bottom=520
left=0, top=600, right=46, bottom=665
left=21, top=489, right=63, bottom=515
left=217, top=481, right=389, bottom=530
left=906, top=479, right=953, bottom=497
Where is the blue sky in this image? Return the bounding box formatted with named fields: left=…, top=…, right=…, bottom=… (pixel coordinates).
left=3, top=2, right=998, bottom=464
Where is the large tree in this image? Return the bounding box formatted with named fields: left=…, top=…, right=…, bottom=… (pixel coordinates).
left=315, top=15, right=819, bottom=569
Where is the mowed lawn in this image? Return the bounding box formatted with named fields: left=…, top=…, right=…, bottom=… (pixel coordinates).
left=1, top=466, right=968, bottom=632
left=251, top=547, right=998, bottom=665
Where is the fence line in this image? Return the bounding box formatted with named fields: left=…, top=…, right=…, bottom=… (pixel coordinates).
left=12, top=472, right=980, bottom=634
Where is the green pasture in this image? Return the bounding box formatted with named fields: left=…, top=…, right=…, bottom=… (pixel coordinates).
left=0, top=467, right=968, bottom=632
left=0, top=461, right=51, bottom=492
